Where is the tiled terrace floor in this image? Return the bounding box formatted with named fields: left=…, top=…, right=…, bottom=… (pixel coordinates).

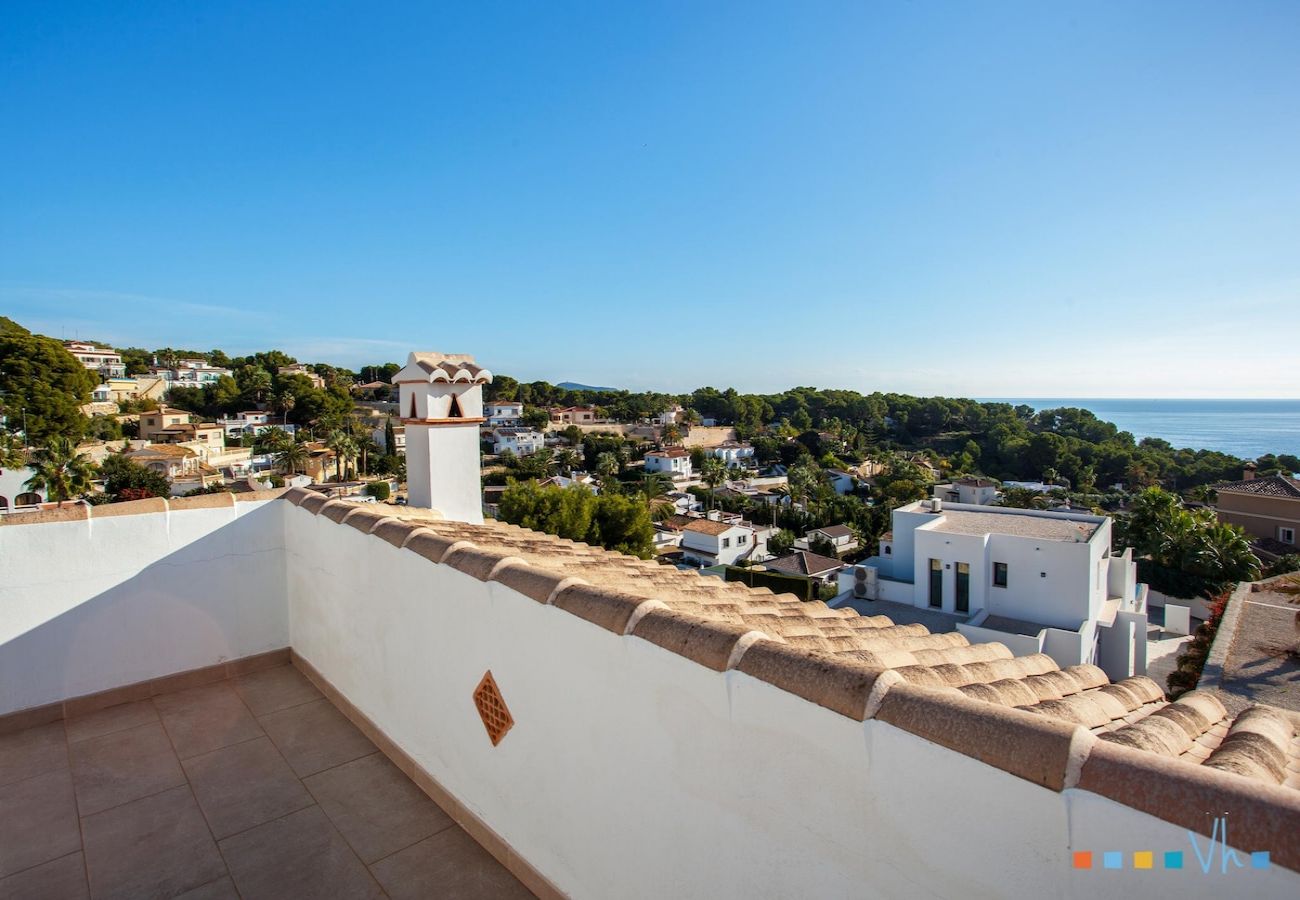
left=0, top=664, right=533, bottom=900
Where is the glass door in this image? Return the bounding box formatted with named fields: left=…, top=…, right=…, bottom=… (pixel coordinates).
left=955, top=562, right=970, bottom=613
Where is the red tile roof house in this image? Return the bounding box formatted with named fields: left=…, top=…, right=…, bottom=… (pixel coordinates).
left=1, top=353, right=1298, bottom=898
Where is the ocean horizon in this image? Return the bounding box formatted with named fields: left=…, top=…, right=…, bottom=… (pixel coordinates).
left=982, top=398, right=1300, bottom=460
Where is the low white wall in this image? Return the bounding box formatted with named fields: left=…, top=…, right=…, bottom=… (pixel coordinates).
left=284, top=506, right=1298, bottom=899
left=958, top=622, right=1044, bottom=657
left=0, top=500, right=289, bottom=714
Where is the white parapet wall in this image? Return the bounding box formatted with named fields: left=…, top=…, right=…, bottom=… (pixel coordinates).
left=0, top=496, right=289, bottom=715
left=282, top=503, right=1300, bottom=899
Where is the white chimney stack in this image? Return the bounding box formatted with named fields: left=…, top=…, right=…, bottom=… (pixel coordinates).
left=392, top=352, right=492, bottom=523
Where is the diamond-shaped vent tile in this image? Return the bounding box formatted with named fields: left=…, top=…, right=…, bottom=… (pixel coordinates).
left=473, top=670, right=514, bottom=747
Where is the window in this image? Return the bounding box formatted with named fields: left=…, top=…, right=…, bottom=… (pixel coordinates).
left=722, top=537, right=730, bottom=548
left=1281, top=527, right=1296, bottom=545
left=993, top=562, right=1008, bottom=588
left=929, top=559, right=943, bottom=608
left=738, top=534, right=748, bottom=545
left=884, top=545, right=891, bottom=555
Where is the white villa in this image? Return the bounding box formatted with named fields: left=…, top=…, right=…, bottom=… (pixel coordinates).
left=679, top=516, right=770, bottom=567
left=644, top=447, right=692, bottom=479
left=842, top=498, right=1148, bottom=681
left=219, top=411, right=297, bottom=440
left=707, top=441, right=755, bottom=465
left=493, top=427, right=544, bottom=457
left=64, top=340, right=126, bottom=378
left=932, top=477, right=1000, bottom=506
left=795, top=523, right=859, bottom=555
left=484, top=401, right=523, bottom=427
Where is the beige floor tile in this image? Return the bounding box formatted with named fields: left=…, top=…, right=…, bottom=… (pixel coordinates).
left=183, top=736, right=313, bottom=839
left=154, top=683, right=263, bottom=760
left=0, top=723, right=67, bottom=787
left=68, top=722, right=185, bottom=817
left=369, top=827, right=533, bottom=900
left=81, top=785, right=227, bottom=900
left=220, top=805, right=382, bottom=900
left=305, top=752, right=453, bottom=863
left=258, top=699, right=375, bottom=777
left=0, top=769, right=82, bottom=877
left=0, top=851, right=88, bottom=900
left=233, top=665, right=322, bottom=716
left=65, top=701, right=158, bottom=744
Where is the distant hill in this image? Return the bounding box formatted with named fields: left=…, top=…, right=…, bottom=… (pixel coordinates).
left=556, top=381, right=618, bottom=392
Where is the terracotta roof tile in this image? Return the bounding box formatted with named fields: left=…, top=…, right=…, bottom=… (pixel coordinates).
left=1215, top=475, right=1300, bottom=498
left=295, top=503, right=1300, bottom=839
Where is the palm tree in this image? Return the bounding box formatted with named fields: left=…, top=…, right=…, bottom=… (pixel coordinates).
left=786, top=462, right=820, bottom=512
left=556, top=448, right=581, bottom=476
left=998, top=486, right=1048, bottom=510
left=24, top=437, right=95, bottom=504
left=595, top=452, right=619, bottom=486
left=699, top=457, right=726, bottom=509
left=661, top=424, right=682, bottom=445
left=638, top=470, right=673, bottom=504
left=274, top=389, right=296, bottom=425
left=256, top=426, right=293, bottom=456
left=326, top=431, right=358, bottom=482
left=276, top=442, right=310, bottom=476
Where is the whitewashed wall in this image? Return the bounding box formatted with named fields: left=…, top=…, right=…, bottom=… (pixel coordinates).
left=0, top=500, right=288, bottom=714
left=283, top=505, right=1298, bottom=899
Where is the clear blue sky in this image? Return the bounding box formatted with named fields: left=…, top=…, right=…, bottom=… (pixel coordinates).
left=3, top=1, right=1297, bottom=397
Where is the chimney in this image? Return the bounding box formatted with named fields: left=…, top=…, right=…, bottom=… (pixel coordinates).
left=1243, top=461, right=1257, bottom=481
left=394, top=352, right=492, bottom=523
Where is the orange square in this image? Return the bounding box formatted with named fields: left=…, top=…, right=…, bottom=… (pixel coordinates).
left=1134, top=851, right=1153, bottom=869
left=1073, top=851, right=1093, bottom=869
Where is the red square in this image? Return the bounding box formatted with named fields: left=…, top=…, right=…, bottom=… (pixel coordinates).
left=1073, top=851, right=1093, bottom=869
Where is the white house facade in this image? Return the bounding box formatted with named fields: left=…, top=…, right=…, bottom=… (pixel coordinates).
left=932, top=477, right=1000, bottom=506
left=843, top=499, right=1148, bottom=681
left=484, top=401, right=523, bottom=427
left=644, top=448, right=692, bottom=478
left=679, top=517, right=770, bottom=567
left=493, top=428, right=544, bottom=457
left=708, top=442, right=755, bottom=465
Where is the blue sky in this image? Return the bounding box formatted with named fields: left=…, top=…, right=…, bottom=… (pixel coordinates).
left=2, top=1, right=1297, bottom=397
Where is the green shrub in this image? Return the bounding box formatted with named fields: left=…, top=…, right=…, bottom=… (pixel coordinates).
left=365, top=481, right=391, bottom=501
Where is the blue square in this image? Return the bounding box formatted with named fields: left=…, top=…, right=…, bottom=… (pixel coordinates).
left=1164, top=851, right=1183, bottom=870
left=1103, top=851, right=1123, bottom=870
left=1251, top=851, right=1270, bottom=869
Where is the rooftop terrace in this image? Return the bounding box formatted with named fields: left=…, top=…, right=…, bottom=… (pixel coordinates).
left=0, top=658, right=528, bottom=899
left=919, top=505, right=1101, bottom=541
left=2, top=490, right=1298, bottom=897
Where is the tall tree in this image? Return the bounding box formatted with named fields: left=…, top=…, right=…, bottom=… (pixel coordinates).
left=24, top=437, right=95, bottom=504
left=276, top=442, right=310, bottom=476
left=0, top=320, right=98, bottom=443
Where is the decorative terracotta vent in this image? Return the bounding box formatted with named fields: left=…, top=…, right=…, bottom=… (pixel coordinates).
left=473, top=671, right=514, bottom=746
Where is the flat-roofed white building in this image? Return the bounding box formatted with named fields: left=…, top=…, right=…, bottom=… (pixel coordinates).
left=845, top=499, right=1148, bottom=680
left=644, top=447, right=692, bottom=479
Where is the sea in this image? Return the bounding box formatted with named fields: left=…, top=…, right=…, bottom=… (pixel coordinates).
left=985, top=399, right=1300, bottom=460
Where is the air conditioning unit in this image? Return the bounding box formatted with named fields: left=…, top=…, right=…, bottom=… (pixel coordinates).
left=931, top=498, right=943, bottom=512
left=853, top=565, right=879, bottom=601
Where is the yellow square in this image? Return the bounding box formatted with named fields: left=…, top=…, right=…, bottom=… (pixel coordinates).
left=1134, top=851, right=1154, bottom=870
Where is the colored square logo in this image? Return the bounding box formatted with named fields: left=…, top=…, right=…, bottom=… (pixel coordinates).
left=1133, top=851, right=1153, bottom=870
left=1251, top=851, right=1270, bottom=869
left=1164, top=851, right=1183, bottom=870
left=1103, top=852, right=1123, bottom=870
left=1072, top=852, right=1093, bottom=870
